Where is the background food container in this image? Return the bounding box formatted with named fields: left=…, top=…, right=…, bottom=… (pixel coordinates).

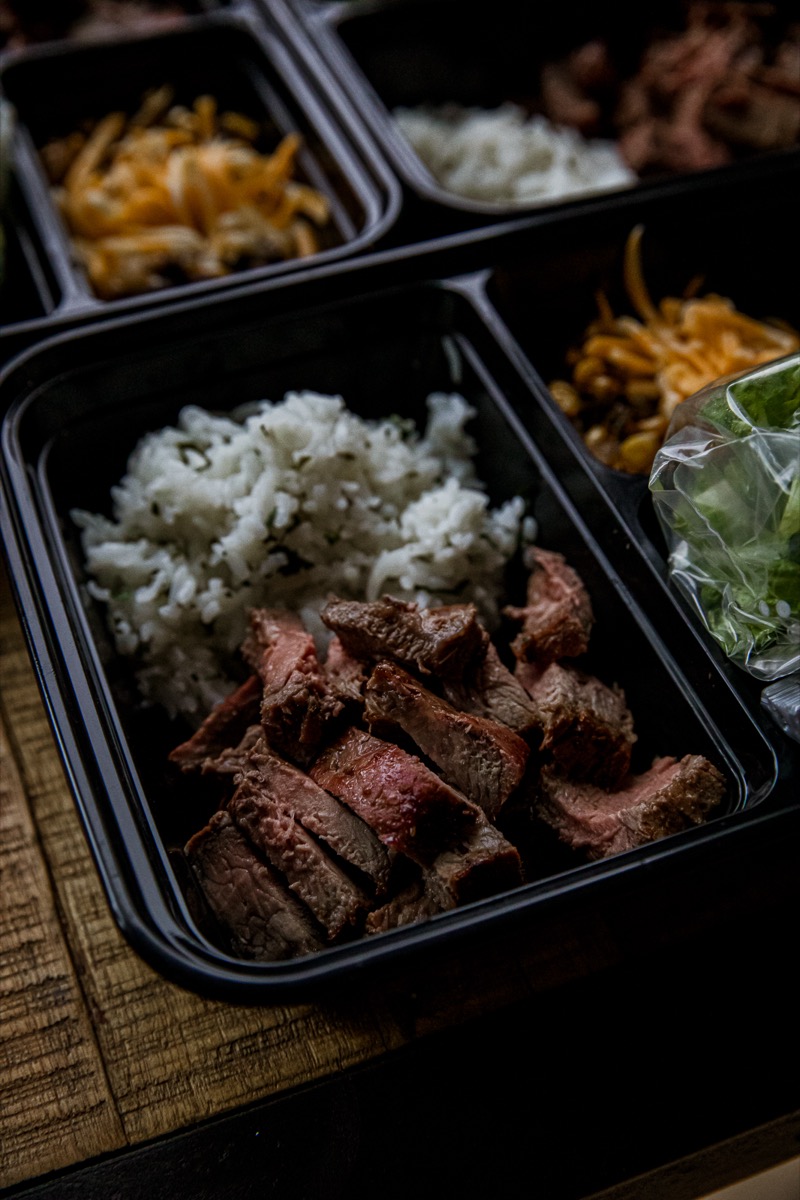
left=0, top=0, right=221, bottom=50
left=0, top=4, right=401, bottom=361
left=291, top=0, right=800, bottom=243
left=464, top=162, right=800, bottom=679
left=0, top=259, right=787, bottom=1002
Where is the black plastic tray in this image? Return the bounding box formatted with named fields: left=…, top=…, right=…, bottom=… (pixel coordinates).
left=0, top=257, right=787, bottom=1002
left=0, top=3, right=401, bottom=360
left=476, top=162, right=800, bottom=555
left=293, top=0, right=800, bottom=242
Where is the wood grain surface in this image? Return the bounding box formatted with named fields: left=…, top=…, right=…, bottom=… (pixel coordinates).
left=0, top=702, right=125, bottom=1183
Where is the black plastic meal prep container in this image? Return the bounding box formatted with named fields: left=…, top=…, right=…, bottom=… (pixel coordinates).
left=0, top=250, right=793, bottom=1003
left=0, top=3, right=401, bottom=361
left=470, top=159, right=800, bottom=579
left=292, top=0, right=800, bottom=244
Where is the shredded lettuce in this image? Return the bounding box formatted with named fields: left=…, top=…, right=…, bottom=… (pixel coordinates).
left=705, top=357, right=800, bottom=435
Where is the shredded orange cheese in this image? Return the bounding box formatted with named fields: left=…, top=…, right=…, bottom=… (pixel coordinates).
left=41, top=85, right=332, bottom=300
left=550, top=224, right=799, bottom=473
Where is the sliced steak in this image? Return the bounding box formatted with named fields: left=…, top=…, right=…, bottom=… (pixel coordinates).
left=227, top=733, right=391, bottom=897
left=200, top=723, right=264, bottom=780
left=366, top=816, right=522, bottom=933
left=365, top=874, right=453, bottom=935
left=169, top=846, right=230, bottom=944
left=517, top=660, right=636, bottom=788
left=309, top=727, right=479, bottom=864
left=168, top=674, right=262, bottom=772
left=184, top=811, right=325, bottom=961
left=427, top=817, right=523, bottom=907
left=228, top=745, right=373, bottom=941
left=536, top=754, right=726, bottom=860
left=364, top=660, right=530, bottom=820
left=441, top=635, right=539, bottom=737
left=243, top=607, right=336, bottom=765
left=321, top=595, right=484, bottom=678
left=504, top=546, right=594, bottom=664
left=324, top=635, right=368, bottom=709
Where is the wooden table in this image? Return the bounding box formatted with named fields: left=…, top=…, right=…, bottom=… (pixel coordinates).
left=2, top=554, right=799, bottom=1200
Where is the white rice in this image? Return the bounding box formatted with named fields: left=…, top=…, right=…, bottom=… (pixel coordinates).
left=393, top=102, right=636, bottom=206
left=73, top=391, right=530, bottom=722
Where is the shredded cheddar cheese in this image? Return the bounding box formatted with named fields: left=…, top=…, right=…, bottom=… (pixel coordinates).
left=40, top=85, right=331, bottom=300
left=550, top=225, right=799, bottom=474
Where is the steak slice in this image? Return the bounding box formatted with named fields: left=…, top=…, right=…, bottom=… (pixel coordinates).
left=200, top=723, right=264, bottom=780
left=168, top=674, right=262, bottom=772
left=228, top=733, right=391, bottom=897
left=184, top=811, right=325, bottom=961
left=228, top=743, right=373, bottom=941
left=324, top=635, right=368, bottom=709
left=427, top=817, right=523, bottom=907
left=504, top=546, right=594, bottom=664
left=441, top=635, right=539, bottom=737
left=364, top=660, right=530, bottom=820
left=517, top=660, right=636, bottom=788
left=365, top=874, right=453, bottom=935
left=321, top=595, right=484, bottom=678
left=309, top=727, right=479, bottom=864
left=365, top=817, right=523, bottom=934
left=243, top=607, right=336, bottom=765
left=536, top=754, right=726, bottom=860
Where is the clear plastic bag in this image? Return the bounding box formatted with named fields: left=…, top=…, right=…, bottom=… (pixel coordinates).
left=649, top=352, right=800, bottom=682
